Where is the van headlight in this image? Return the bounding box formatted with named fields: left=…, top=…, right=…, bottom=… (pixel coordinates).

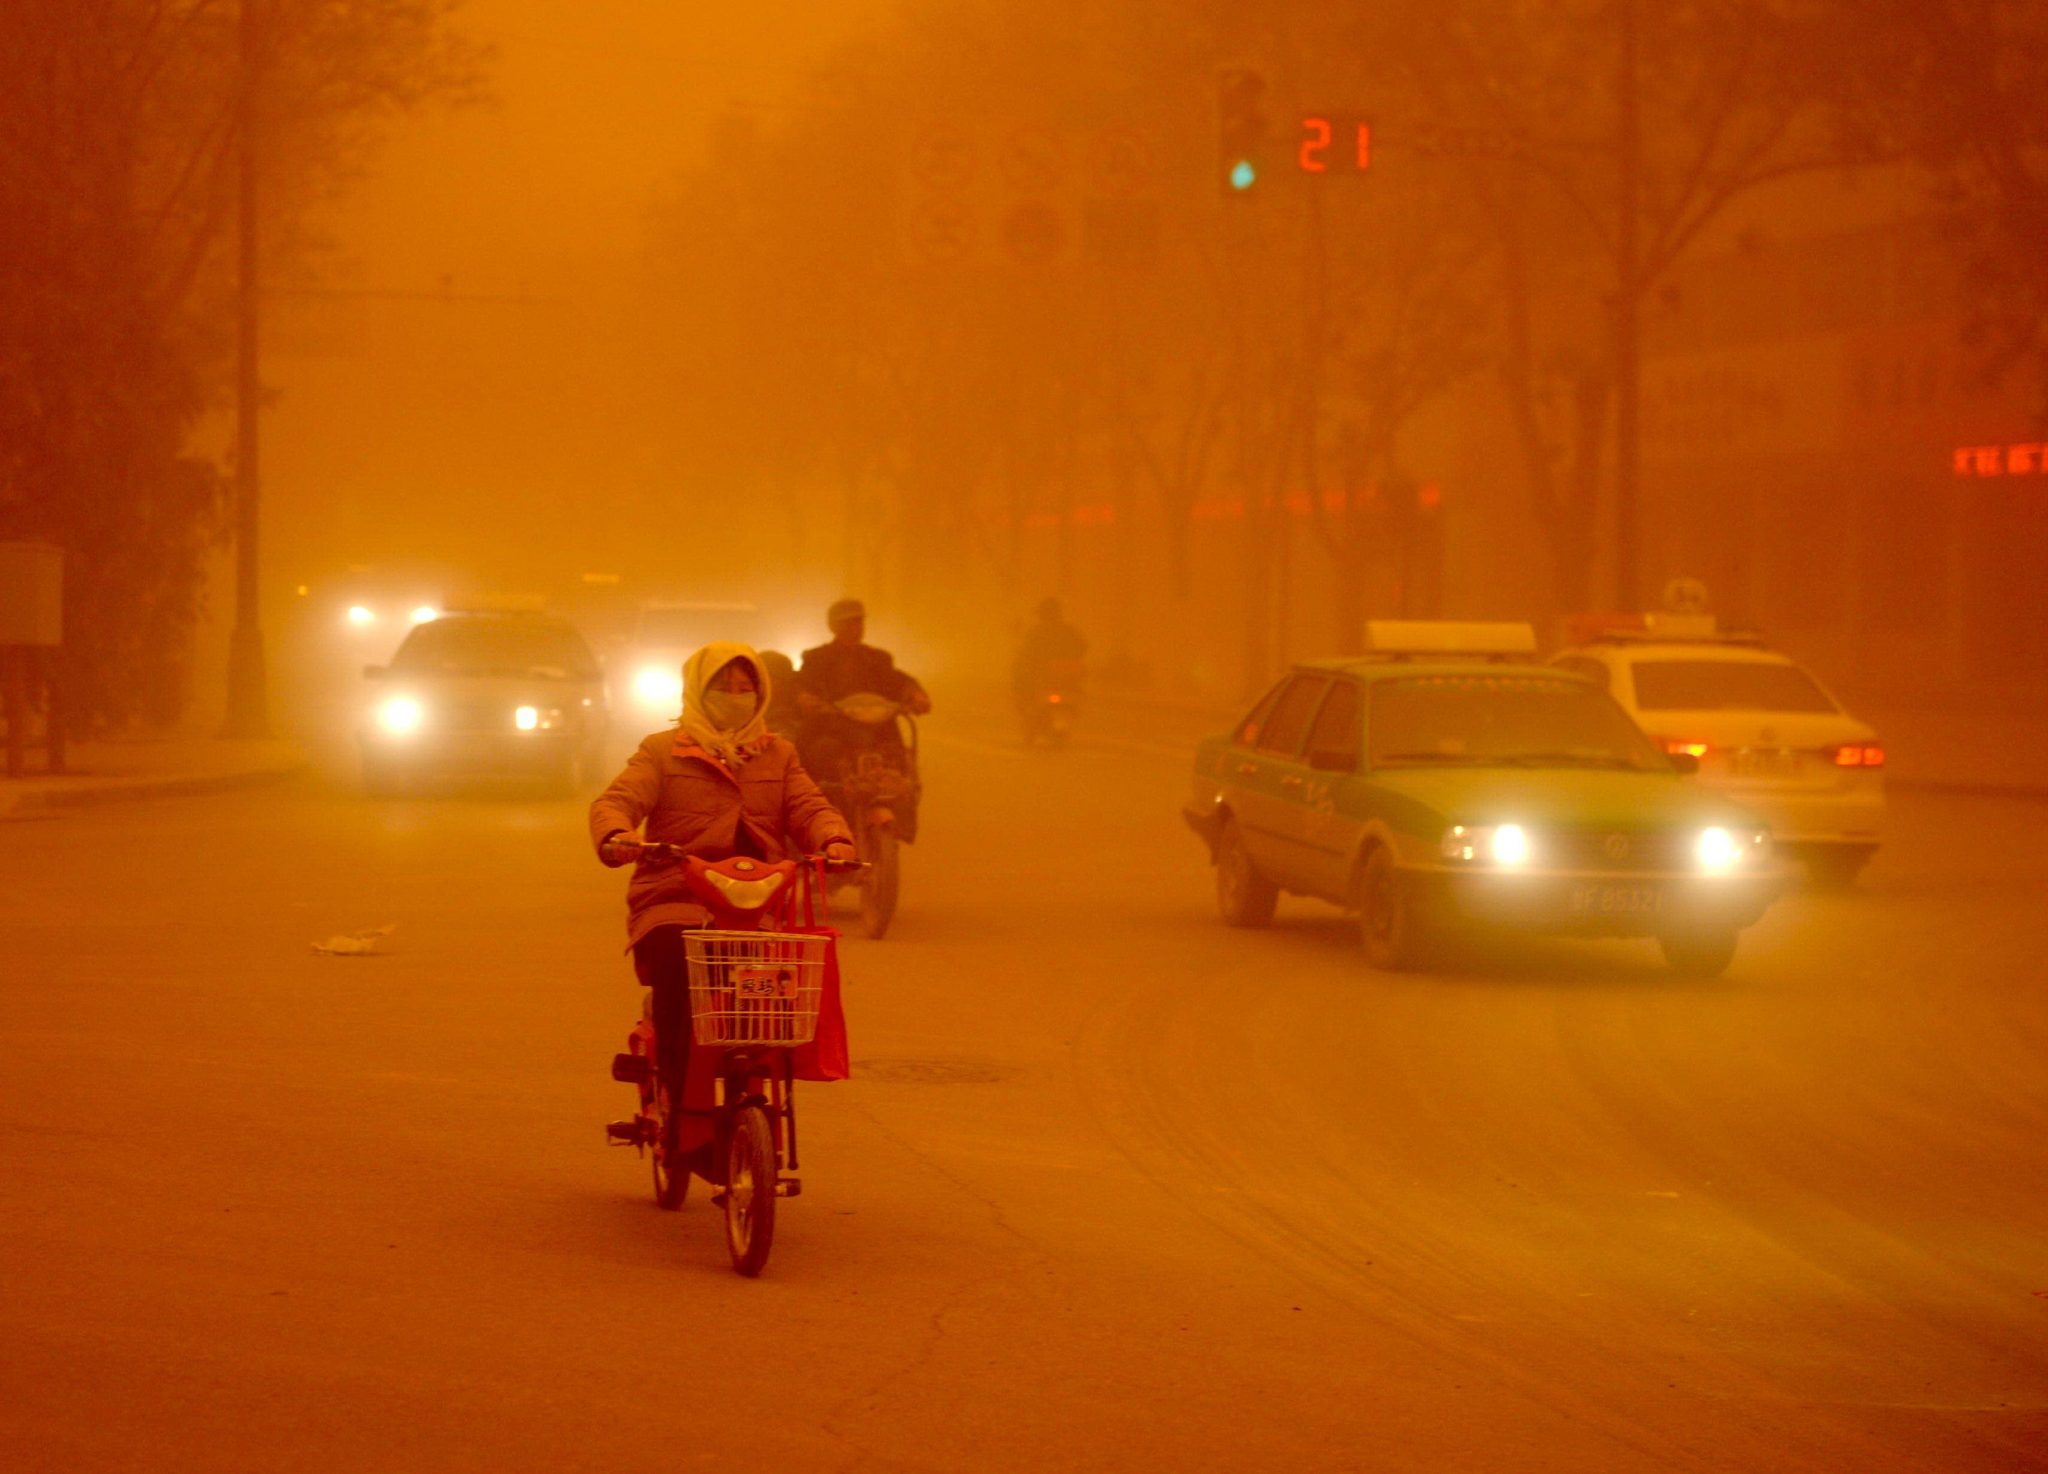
left=377, top=696, right=424, bottom=736
left=1441, top=823, right=1533, bottom=866
left=634, top=667, right=682, bottom=708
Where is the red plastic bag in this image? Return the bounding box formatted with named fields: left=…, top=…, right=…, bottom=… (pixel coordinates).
left=787, top=925, right=849, bottom=1082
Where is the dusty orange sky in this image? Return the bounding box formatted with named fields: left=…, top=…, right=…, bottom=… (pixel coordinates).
left=263, top=0, right=897, bottom=599
left=319, top=0, right=896, bottom=294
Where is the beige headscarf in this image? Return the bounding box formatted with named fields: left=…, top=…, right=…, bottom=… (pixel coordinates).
left=675, top=642, right=770, bottom=770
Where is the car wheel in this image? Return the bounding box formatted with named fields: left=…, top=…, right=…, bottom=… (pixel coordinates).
left=1659, top=926, right=1739, bottom=978
left=1356, top=845, right=1431, bottom=971
left=1805, top=845, right=1874, bottom=890
left=1214, top=818, right=1278, bottom=928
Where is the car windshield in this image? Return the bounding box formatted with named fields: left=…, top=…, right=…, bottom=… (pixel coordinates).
left=1631, top=659, right=1836, bottom=712
left=633, top=606, right=760, bottom=649
left=1369, top=676, right=1665, bottom=771
left=392, top=618, right=596, bottom=679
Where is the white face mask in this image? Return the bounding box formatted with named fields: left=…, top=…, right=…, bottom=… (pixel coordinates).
left=702, top=689, right=758, bottom=731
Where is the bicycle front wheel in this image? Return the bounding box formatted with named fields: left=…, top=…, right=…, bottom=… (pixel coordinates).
left=647, top=1077, right=689, bottom=1209
left=723, top=1105, right=777, bottom=1277
left=859, top=825, right=900, bottom=939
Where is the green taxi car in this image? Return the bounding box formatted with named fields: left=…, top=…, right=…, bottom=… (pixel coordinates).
left=1183, top=628, right=1783, bottom=975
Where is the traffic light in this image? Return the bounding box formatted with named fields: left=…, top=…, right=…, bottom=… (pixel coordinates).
left=1216, top=68, right=1266, bottom=195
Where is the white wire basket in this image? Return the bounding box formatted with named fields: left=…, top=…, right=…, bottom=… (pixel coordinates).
left=682, top=929, right=829, bottom=1047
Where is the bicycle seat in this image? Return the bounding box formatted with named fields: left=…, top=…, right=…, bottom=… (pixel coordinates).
left=682, top=855, right=799, bottom=916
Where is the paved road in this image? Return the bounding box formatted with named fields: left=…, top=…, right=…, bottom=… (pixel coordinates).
left=4, top=705, right=2045, bottom=1472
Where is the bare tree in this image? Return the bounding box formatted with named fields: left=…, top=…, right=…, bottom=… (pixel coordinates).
left=0, top=0, right=482, bottom=728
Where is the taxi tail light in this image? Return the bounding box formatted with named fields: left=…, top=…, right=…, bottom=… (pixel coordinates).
left=1827, top=741, right=1885, bottom=768
left=1654, top=736, right=1711, bottom=759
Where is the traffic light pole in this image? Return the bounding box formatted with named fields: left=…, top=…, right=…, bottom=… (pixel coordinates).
left=222, top=0, right=270, bottom=740
left=1612, top=0, right=1643, bottom=613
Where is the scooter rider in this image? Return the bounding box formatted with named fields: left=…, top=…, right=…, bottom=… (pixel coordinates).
left=590, top=643, right=855, bottom=1128
left=793, top=598, right=929, bottom=843
left=792, top=598, right=932, bottom=720
left=1012, top=596, right=1087, bottom=702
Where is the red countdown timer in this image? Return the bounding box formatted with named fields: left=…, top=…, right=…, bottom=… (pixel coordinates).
left=1299, top=115, right=1373, bottom=174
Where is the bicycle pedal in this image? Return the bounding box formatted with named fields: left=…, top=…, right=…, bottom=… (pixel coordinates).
left=610, top=1053, right=651, bottom=1085
left=774, top=1178, right=802, bottom=1198
left=604, top=1119, right=647, bottom=1146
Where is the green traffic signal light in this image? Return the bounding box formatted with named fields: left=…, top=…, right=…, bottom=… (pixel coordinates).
left=1217, top=67, right=1266, bottom=197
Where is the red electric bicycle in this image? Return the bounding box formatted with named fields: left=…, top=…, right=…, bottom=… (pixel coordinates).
left=604, top=845, right=857, bottom=1276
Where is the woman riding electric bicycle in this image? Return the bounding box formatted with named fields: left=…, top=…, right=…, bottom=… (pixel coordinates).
left=590, top=643, right=855, bottom=1270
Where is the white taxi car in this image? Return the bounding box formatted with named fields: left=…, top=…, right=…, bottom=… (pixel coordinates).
left=1550, top=615, right=1883, bottom=886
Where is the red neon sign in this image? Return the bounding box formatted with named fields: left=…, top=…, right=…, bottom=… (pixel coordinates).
left=1954, top=442, right=2047, bottom=477
left=1298, top=116, right=1372, bottom=174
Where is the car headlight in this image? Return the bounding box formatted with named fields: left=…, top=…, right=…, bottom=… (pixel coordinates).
left=346, top=605, right=378, bottom=628
left=1491, top=824, right=1532, bottom=865
left=634, top=667, right=682, bottom=707
left=514, top=705, right=539, bottom=731
left=1440, top=823, right=1533, bottom=866
left=377, top=696, right=424, bottom=735
left=1696, top=826, right=1765, bottom=873
left=409, top=606, right=439, bottom=625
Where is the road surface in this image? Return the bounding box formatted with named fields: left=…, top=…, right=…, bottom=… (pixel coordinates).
left=4, top=699, right=2044, bottom=1472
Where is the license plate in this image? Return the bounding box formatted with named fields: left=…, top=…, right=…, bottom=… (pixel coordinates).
left=1569, top=883, right=1664, bottom=916
left=733, top=965, right=797, bottom=1000
left=1731, top=749, right=1799, bottom=778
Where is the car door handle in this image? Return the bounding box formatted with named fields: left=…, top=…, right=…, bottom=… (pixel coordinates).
left=1279, top=774, right=1304, bottom=789
left=1233, top=761, right=1258, bottom=777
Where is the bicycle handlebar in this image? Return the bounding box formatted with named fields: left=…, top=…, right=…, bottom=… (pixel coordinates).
left=616, top=838, right=867, bottom=874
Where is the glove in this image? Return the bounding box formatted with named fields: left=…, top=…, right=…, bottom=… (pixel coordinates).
left=600, top=831, right=643, bottom=867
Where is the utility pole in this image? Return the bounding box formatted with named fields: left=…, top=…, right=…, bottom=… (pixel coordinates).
left=221, top=0, right=270, bottom=739
left=1612, top=0, right=1642, bottom=612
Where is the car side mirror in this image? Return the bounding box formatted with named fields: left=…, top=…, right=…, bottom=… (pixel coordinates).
left=1668, top=751, right=1700, bottom=776
left=363, top=664, right=387, bottom=681
left=1308, top=748, right=1356, bottom=773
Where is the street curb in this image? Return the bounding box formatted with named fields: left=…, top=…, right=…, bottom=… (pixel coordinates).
left=0, top=758, right=309, bottom=820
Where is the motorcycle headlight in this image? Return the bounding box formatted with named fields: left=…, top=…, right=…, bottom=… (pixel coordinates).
left=514, top=705, right=539, bottom=731
left=346, top=605, right=378, bottom=628
left=1440, top=823, right=1533, bottom=866
left=377, top=696, right=424, bottom=736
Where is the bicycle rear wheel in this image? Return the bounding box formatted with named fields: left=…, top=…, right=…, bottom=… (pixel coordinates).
left=723, top=1105, right=777, bottom=1276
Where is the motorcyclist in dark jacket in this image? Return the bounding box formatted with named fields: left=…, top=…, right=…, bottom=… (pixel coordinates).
left=793, top=598, right=930, bottom=839
left=1012, top=597, right=1087, bottom=699
left=792, top=599, right=931, bottom=715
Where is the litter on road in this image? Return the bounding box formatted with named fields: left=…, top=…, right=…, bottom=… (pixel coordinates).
left=311, top=924, right=396, bottom=956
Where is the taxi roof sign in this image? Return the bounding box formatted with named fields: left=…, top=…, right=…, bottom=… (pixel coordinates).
left=1363, top=620, right=1537, bottom=657
left=1561, top=610, right=1763, bottom=647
